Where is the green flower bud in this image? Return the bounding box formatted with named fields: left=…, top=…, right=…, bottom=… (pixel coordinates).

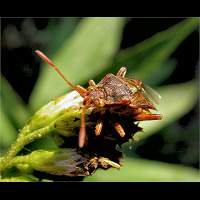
left=0, top=91, right=90, bottom=173
left=6, top=149, right=90, bottom=176
left=24, top=91, right=84, bottom=133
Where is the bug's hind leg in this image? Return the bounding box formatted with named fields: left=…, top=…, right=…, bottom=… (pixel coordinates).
left=113, top=122, right=126, bottom=137
left=134, top=113, right=162, bottom=121
left=116, top=67, right=127, bottom=77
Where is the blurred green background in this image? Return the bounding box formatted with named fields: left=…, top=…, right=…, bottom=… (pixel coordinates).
left=0, top=17, right=199, bottom=181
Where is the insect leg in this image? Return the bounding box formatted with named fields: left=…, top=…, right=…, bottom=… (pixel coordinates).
left=134, top=113, right=162, bottom=121
left=114, top=122, right=126, bottom=137
left=116, top=67, right=127, bottom=77
left=88, top=80, right=96, bottom=86
left=78, top=107, right=86, bottom=148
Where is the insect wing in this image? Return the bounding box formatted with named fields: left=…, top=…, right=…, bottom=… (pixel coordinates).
left=142, top=83, right=162, bottom=105
left=120, top=78, right=139, bottom=94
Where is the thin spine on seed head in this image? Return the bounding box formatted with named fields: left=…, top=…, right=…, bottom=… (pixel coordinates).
left=98, top=157, right=121, bottom=169
left=114, top=122, right=126, bottom=137
left=95, top=120, right=103, bottom=136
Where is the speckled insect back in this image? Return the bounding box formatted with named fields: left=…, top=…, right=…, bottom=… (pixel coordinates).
left=35, top=50, right=161, bottom=152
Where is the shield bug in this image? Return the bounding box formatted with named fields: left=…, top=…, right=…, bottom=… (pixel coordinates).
left=35, top=50, right=162, bottom=149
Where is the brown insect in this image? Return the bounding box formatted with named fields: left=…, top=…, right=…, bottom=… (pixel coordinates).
left=35, top=50, right=162, bottom=149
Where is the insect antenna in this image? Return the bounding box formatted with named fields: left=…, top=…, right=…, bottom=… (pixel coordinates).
left=35, top=50, right=75, bottom=88
left=35, top=50, right=87, bottom=97
left=35, top=50, right=89, bottom=148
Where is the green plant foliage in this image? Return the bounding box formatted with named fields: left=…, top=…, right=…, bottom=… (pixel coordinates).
left=1, top=149, right=86, bottom=177
left=0, top=110, right=16, bottom=155
left=0, top=175, right=39, bottom=182
left=85, top=157, right=200, bottom=182
left=1, top=18, right=199, bottom=182
left=0, top=91, right=83, bottom=171
left=45, top=18, right=79, bottom=57
left=0, top=75, right=30, bottom=128
left=112, top=18, right=198, bottom=85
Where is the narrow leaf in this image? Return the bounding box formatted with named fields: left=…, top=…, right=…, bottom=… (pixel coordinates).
left=46, top=18, right=79, bottom=57
left=0, top=110, right=16, bottom=155
left=0, top=75, right=30, bottom=128
left=113, top=18, right=198, bottom=85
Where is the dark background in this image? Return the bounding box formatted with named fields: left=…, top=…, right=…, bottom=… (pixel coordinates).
left=1, top=18, right=199, bottom=169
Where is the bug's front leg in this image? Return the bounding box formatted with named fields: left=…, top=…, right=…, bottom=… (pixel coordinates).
left=134, top=113, right=162, bottom=121
left=78, top=107, right=87, bottom=148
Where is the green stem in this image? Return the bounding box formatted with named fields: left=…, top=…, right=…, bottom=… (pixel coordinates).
left=0, top=124, right=55, bottom=172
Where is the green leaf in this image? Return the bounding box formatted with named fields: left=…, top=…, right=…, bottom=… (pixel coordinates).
left=113, top=18, right=198, bottom=85
left=0, top=75, right=30, bottom=128
left=30, top=17, right=125, bottom=110
left=0, top=174, right=39, bottom=182
left=0, top=110, right=16, bottom=155
left=145, top=59, right=177, bottom=86
left=45, top=18, right=79, bottom=57
left=133, top=80, right=198, bottom=141
left=85, top=157, right=200, bottom=181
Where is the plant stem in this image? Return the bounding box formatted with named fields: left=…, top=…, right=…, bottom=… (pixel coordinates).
left=0, top=124, right=55, bottom=173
